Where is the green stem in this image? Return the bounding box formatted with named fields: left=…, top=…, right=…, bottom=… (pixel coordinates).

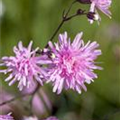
left=45, top=0, right=77, bottom=48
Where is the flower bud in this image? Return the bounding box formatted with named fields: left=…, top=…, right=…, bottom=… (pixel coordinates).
left=77, top=9, right=85, bottom=15
left=87, top=12, right=100, bottom=24
left=87, top=12, right=95, bottom=20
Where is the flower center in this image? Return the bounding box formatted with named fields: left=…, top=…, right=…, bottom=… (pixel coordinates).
left=60, top=52, right=78, bottom=77
left=17, top=58, right=32, bottom=76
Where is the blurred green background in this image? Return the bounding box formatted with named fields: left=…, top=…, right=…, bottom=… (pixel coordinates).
left=0, top=0, right=120, bottom=120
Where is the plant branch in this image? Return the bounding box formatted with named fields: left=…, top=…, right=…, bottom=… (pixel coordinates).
left=64, top=0, right=77, bottom=18
left=65, top=12, right=86, bottom=21
left=0, top=94, right=27, bottom=106
left=45, top=0, right=77, bottom=48
left=45, top=20, right=64, bottom=48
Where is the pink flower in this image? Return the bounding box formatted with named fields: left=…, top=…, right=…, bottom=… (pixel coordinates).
left=47, top=32, right=102, bottom=94
left=0, top=41, right=51, bottom=91
left=89, top=0, right=112, bottom=23
left=0, top=113, right=14, bottom=120
left=43, top=116, right=59, bottom=120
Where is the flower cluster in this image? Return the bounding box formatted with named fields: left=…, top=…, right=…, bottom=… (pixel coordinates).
left=0, top=0, right=112, bottom=95
left=0, top=1, right=113, bottom=120
left=0, top=32, right=102, bottom=94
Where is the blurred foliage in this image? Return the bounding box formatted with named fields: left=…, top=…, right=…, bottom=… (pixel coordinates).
left=0, top=0, right=120, bottom=120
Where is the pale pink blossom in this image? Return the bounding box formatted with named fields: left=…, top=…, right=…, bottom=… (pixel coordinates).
left=0, top=41, right=51, bottom=91
left=47, top=32, right=102, bottom=94
left=89, top=0, right=112, bottom=23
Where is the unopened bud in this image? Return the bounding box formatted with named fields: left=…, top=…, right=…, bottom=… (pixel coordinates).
left=87, top=12, right=100, bottom=24
left=77, top=9, right=85, bottom=15
left=87, top=12, right=100, bottom=21
left=87, top=12, right=95, bottom=20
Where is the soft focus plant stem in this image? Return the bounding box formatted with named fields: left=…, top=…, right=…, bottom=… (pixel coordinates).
left=0, top=94, right=27, bottom=106
left=45, top=20, right=64, bottom=48
left=45, top=1, right=77, bottom=48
